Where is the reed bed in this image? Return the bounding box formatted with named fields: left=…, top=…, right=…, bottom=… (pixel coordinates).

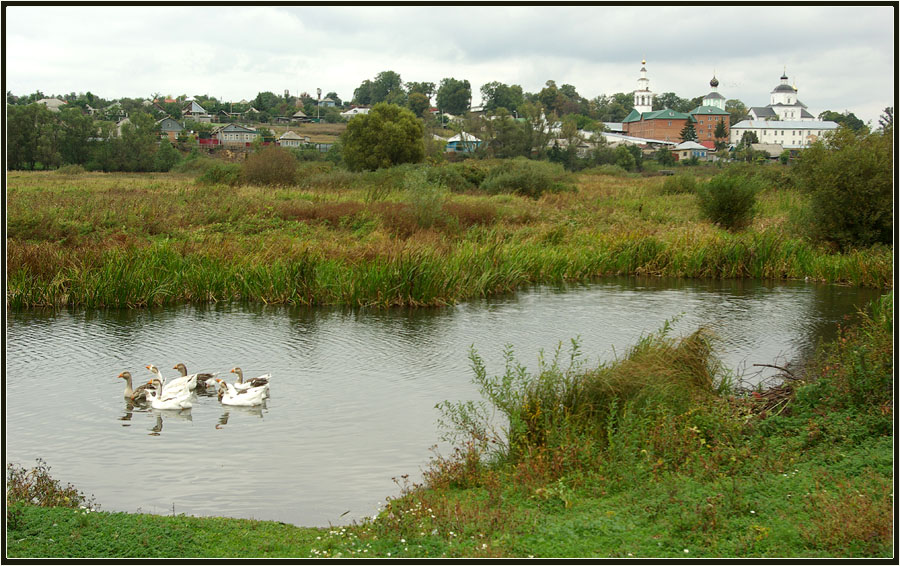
left=6, top=170, right=892, bottom=309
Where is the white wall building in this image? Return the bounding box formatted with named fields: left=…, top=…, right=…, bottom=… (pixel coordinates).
left=730, top=120, right=839, bottom=148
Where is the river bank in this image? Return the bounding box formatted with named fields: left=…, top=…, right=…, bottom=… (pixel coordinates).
left=6, top=293, right=892, bottom=558
left=6, top=166, right=892, bottom=309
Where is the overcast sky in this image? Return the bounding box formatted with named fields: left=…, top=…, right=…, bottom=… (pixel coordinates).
left=5, top=4, right=895, bottom=125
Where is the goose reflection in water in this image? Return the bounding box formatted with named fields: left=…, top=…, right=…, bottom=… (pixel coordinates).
left=148, top=407, right=193, bottom=436
left=216, top=405, right=264, bottom=429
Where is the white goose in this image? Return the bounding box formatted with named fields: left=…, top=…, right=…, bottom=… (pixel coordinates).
left=145, top=364, right=193, bottom=394
left=230, top=367, right=271, bottom=397
left=117, top=371, right=154, bottom=403
left=214, top=378, right=267, bottom=407
left=145, top=379, right=193, bottom=410
left=172, top=363, right=219, bottom=389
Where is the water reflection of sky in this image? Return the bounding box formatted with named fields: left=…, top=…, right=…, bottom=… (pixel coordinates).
left=5, top=277, right=882, bottom=527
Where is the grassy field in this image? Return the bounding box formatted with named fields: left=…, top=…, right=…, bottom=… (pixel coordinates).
left=5, top=163, right=892, bottom=309
left=7, top=293, right=893, bottom=558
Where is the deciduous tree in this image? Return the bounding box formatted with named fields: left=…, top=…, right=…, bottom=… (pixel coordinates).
left=436, top=78, right=471, bottom=115
left=341, top=103, right=425, bottom=171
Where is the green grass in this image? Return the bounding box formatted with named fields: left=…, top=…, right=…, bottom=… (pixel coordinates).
left=8, top=294, right=893, bottom=558
left=6, top=166, right=892, bottom=308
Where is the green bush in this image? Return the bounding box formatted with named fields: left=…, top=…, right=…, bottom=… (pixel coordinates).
left=448, top=160, right=494, bottom=188
left=793, top=127, right=892, bottom=250
left=480, top=158, right=573, bottom=199
left=659, top=174, right=698, bottom=195
left=196, top=162, right=242, bottom=186
left=242, top=146, right=299, bottom=186
left=696, top=173, right=760, bottom=231
left=172, top=154, right=218, bottom=175
left=582, top=163, right=633, bottom=177
left=425, top=165, right=474, bottom=193
left=405, top=169, right=448, bottom=229
left=6, top=458, right=98, bottom=510
left=54, top=164, right=86, bottom=175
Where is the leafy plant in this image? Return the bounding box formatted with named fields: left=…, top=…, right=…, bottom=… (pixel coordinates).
left=480, top=158, right=573, bottom=199
left=242, top=146, right=299, bottom=186
left=696, top=173, right=760, bottom=231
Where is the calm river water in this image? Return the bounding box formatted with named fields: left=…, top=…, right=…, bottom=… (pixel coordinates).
left=5, top=277, right=881, bottom=526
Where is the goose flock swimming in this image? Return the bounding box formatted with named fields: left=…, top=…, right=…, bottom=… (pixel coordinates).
left=117, top=363, right=270, bottom=409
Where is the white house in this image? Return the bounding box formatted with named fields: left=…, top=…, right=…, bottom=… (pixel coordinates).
left=671, top=141, right=709, bottom=161
left=445, top=132, right=481, bottom=152
left=340, top=107, right=370, bottom=119
left=730, top=120, right=839, bottom=149
left=36, top=98, right=67, bottom=112
left=277, top=130, right=312, bottom=148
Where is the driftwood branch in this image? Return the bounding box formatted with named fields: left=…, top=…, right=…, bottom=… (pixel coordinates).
left=752, top=363, right=799, bottom=380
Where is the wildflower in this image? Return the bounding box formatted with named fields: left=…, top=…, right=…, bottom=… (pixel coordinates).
left=750, top=510, right=756, bottom=514
left=684, top=549, right=689, bottom=553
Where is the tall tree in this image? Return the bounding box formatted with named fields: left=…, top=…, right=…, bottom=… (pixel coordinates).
left=407, top=92, right=430, bottom=118
left=679, top=122, right=698, bottom=142
left=406, top=81, right=435, bottom=100
left=480, top=81, right=524, bottom=114
left=655, top=92, right=694, bottom=113
left=58, top=107, right=96, bottom=165
left=877, top=106, right=893, bottom=133
left=725, top=99, right=748, bottom=126
left=436, top=77, right=471, bottom=115
left=538, top=80, right=561, bottom=115
left=818, top=110, right=867, bottom=133
left=340, top=103, right=424, bottom=171
left=713, top=120, right=729, bottom=152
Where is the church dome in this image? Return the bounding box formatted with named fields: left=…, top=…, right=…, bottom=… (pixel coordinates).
left=710, top=75, right=719, bottom=88
left=773, top=83, right=797, bottom=93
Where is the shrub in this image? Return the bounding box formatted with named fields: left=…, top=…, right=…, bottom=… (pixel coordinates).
left=242, top=146, right=299, bottom=186
left=660, top=174, right=698, bottom=195
left=696, top=173, right=760, bottom=231
left=437, top=326, right=725, bottom=462
left=54, top=164, right=86, bottom=175
left=426, top=165, right=474, bottom=193
left=480, top=158, right=573, bottom=199
left=446, top=160, right=494, bottom=189
left=582, top=163, right=632, bottom=177
left=405, top=168, right=448, bottom=229
left=793, top=127, right=892, bottom=250
left=6, top=458, right=98, bottom=510
left=196, top=162, right=242, bottom=186
left=171, top=154, right=218, bottom=175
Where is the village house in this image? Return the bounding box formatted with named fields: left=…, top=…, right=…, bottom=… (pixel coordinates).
left=183, top=101, right=212, bottom=123
left=445, top=132, right=482, bottom=153
left=213, top=123, right=260, bottom=146
left=157, top=117, right=183, bottom=142
left=340, top=107, right=369, bottom=120
left=277, top=130, right=312, bottom=148
left=671, top=141, right=709, bottom=162
left=36, top=98, right=67, bottom=112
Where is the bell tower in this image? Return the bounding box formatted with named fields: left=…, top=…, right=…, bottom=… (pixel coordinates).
left=633, top=59, right=655, bottom=114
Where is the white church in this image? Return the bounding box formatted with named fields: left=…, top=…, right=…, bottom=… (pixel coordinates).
left=730, top=70, right=839, bottom=149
